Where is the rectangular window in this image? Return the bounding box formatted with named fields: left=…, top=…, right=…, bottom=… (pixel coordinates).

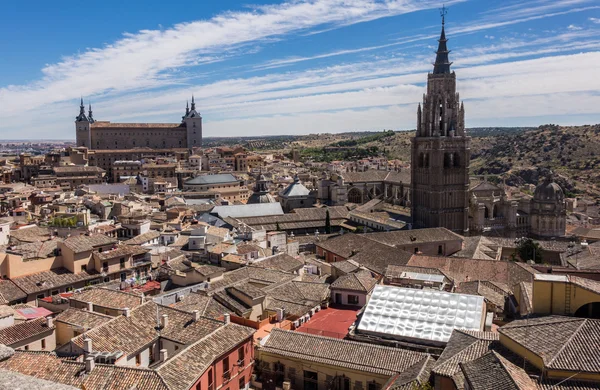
left=208, top=368, right=214, bottom=390
left=438, top=245, right=443, bottom=255
left=223, top=356, right=229, bottom=378
left=36, top=293, right=45, bottom=300
left=136, top=354, right=141, bottom=366
left=348, top=295, right=359, bottom=305
left=120, top=258, right=126, bottom=269
left=81, top=265, right=87, bottom=272
left=239, top=377, right=245, bottom=390
left=41, top=339, right=46, bottom=349
left=368, top=382, right=380, bottom=390
left=238, top=346, right=245, bottom=365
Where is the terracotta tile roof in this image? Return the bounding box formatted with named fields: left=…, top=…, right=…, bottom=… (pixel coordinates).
left=70, top=302, right=223, bottom=357
left=0, top=350, right=169, bottom=390
left=92, top=244, right=149, bottom=261
left=536, top=378, right=600, bottom=389
left=0, top=279, right=27, bottom=303
left=157, top=323, right=255, bottom=390
left=69, top=287, right=144, bottom=310
left=499, top=316, right=600, bottom=373
left=171, top=291, right=232, bottom=319
left=366, top=227, right=463, bottom=247
left=0, top=317, right=54, bottom=346
left=384, top=356, right=435, bottom=390
left=9, top=226, right=52, bottom=244
left=457, top=280, right=506, bottom=308
left=11, top=268, right=100, bottom=295
left=331, top=269, right=378, bottom=292
left=252, top=253, right=304, bottom=272
left=55, top=308, right=112, bottom=330
left=348, top=246, right=412, bottom=275
left=61, top=234, right=117, bottom=254
left=432, top=330, right=499, bottom=388
left=7, top=240, right=60, bottom=260
left=460, top=351, right=537, bottom=390
left=260, top=328, right=429, bottom=376
left=407, top=255, right=537, bottom=287
left=123, top=230, right=160, bottom=245
left=316, top=233, right=378, bottom=259
left=332, top=260, right=360, bottom=274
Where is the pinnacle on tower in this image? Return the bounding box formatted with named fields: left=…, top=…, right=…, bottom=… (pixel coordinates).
left=433, top=6, right=453, bottom=74
left=186, top=100, right=190, bottom=115
left=88, top=102, right=94, bottom=122
left=191, top=95, right=196, bottom=111
left=76, top=96, right=88, bottom=122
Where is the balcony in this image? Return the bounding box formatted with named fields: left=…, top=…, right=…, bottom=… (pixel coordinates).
left=223, top=371, right=231, bottom=381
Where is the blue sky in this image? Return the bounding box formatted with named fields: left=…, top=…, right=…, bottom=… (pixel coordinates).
left=0, top=0, right=599, bottom=139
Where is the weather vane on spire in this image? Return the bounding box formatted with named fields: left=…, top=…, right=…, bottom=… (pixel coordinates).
left=440, top=4, right=447, bottom=26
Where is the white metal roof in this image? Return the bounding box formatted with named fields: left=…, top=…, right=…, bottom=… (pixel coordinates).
left=534, top=274, right=568, bottom=282
left=212, top=203, right=284, bottom=218
left=400, top=272, right=446, bottom=283
left=357, top=285, right=485, bottom=344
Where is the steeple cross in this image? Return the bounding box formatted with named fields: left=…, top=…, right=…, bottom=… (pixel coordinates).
left=440, top=4, right=447, bottom=25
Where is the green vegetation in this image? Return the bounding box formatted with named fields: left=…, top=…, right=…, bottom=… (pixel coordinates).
left=330, top=130, right=395, bottom=147
left=49, top=216, right=78, bottom=228
left=301, top=146, right=383, bottom=162
left=516, top=238, right=543, bottom=263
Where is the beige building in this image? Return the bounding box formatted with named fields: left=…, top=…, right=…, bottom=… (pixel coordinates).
left=75, top=97, right=202, bottom=150
left=257, top=329, right=432, bottom=390
left=0, top=316, right=56, bottom=352
left=184, top=173, right=249, bottom=202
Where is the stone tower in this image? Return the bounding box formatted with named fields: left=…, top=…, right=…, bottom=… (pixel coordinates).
left=75, top=98, right=92, bottom=148
left=530, top=176, right=567, bottom=238
left=411, top=14, right=470, bottom=233
left=182, top=95, right=203, bottom=149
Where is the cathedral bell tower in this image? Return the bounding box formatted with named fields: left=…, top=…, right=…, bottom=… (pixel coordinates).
left=411, top=10, right=470, bottom=233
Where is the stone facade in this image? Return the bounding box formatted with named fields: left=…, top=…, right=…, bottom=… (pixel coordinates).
left=75, top=97, right=202, bottom=150
left=411, top=21, right=470, bottom=233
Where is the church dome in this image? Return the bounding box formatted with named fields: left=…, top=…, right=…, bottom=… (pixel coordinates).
left=533, top=180, right=564, bottom=202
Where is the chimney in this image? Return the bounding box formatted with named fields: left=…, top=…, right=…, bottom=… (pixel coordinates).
left=83, top=337, right=93, bottom=354
left=224, top=313, right=230, bottom=324
left=192, top=309, right=200, bottom=322
left=85, top=356, right=95, bottom=374
left=87, top=301, right=93, bottom=312
left=161, top=314, right=169, bottom=329
left=46, top=316, right=53, bottom=328
left=160, top=349, right=168, bottom=362
left=123, top=307, right=131, bottom=317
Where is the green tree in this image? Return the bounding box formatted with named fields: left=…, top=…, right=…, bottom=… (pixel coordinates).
left=325, top=209, right=331, bottom=234
left=412, top=382, right=434, bottom=390
left=517, top=238, right=543, bottom=263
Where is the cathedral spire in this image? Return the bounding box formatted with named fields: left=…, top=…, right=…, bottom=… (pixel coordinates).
left=88, top=102, right=94, bottom=123
left=186, top=100, right=190, bottom=115
left=191, top=95, right=196, bottom=111
left=433, top=6, right=452, bottom=74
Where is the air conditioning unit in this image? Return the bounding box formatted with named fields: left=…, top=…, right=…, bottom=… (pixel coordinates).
left=304, top=314, right=310, bottom=322
left=314, top=306, right=320, bottom=313
left=293, top=320, right=300, bottom=329
left=309, top=309, right=316, bottom=316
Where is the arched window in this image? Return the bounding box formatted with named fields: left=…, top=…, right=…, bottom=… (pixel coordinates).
left=348, top=188, right=362, bottom=204
left=484, top=206, right=490, bottom=219
left=424, top=153, right=429, bottom=168
left=418, top=153, right=424, bottom=168
left=454, top=152, right=461, bottom=167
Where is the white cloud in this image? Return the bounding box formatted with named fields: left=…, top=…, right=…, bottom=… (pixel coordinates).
left=568, top=24, right=583, bottom=30
left=0, top=0, right=599, bottom=139
left=590, top=17, right=600, bottom=23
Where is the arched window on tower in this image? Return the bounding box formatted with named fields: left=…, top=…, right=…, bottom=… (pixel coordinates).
left=453, top=152, right=461, bottom=168
left=424, top=153, right=430, bottom=168
left=439, top=100, right=444, bottom=135
left=418, top=153, right=424, bottom=168
left=444, top=153, right=452, bottom=168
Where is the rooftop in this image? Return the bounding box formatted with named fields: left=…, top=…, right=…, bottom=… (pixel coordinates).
left=260, top=328, right=429, bottom=376
left=69, top=287, right=144, bottom=310
left=357, top=285, right=485, bottom=344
